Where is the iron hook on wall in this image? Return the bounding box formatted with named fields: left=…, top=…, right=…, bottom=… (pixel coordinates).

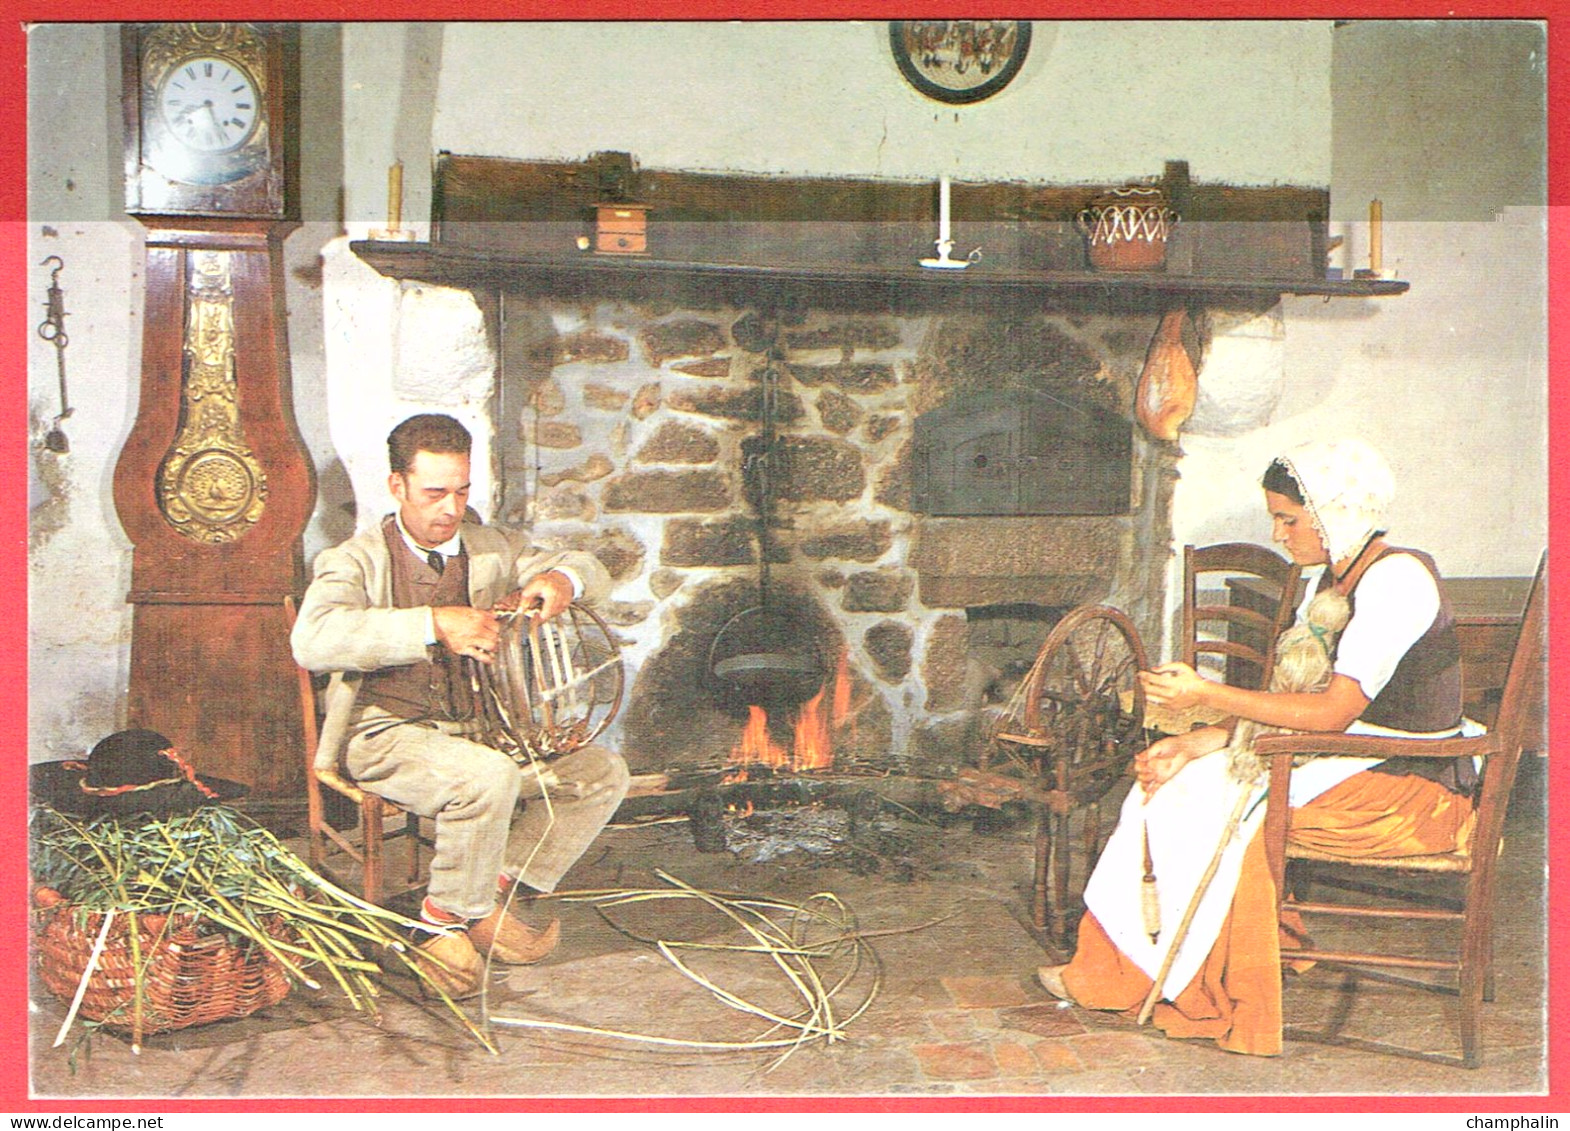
left=37, top=255, right=72, bottom=453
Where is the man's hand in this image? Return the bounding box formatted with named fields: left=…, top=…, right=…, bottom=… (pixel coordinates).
left=433, top=606, right=500, bottom=664
left=1133, top=725, right=1229, bottom=798
left=512, top=570, right=576, bottom=622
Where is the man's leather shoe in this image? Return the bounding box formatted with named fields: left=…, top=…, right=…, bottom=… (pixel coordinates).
left=411, top=930, right=485, bottom=1000
left=468, top=904, right=561, bottom=965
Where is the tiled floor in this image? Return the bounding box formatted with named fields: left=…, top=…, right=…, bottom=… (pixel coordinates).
left=29, top=770, right=1548, bottom=1101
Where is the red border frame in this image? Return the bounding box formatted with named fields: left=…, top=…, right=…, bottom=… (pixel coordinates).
left=3, top=0, right=1564, bottom=1115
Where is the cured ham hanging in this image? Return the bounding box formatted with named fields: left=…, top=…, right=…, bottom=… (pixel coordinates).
left=1136, top=307, right=1198, bottom=443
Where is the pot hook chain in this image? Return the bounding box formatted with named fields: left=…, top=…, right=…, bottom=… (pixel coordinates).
left=37, top=256, right=72, bottom=453
left=739, top=313, right=785, bottom=608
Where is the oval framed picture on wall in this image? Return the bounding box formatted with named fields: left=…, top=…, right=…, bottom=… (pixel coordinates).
left=889, top=20, right=1032, bottom=105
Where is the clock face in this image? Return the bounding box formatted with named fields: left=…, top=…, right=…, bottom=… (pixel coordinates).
left=125, top=22, right=293, bottom=215
left=157, top=55, right=260, bottom=154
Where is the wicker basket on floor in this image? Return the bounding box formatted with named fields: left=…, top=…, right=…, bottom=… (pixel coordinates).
left=33, top=904, right=294, bottom=1043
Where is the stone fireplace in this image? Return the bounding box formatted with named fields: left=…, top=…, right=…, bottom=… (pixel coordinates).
left=321, top=155, right=1358, bottom=779
left=321, top=263, right=1215, bottom=776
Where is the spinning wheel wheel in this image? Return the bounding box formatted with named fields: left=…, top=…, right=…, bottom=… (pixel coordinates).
left=474, top=601, right=626, bottom=765
left=985, top=605, right=1150, bottom=939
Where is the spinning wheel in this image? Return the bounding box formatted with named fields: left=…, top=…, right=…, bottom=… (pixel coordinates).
left=474, top=601, right=625, bottom=765
left=983, top=605, right=1150, bottom=939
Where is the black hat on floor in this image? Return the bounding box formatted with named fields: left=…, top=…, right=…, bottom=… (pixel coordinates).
left=30, top=729, right=247, bottom=819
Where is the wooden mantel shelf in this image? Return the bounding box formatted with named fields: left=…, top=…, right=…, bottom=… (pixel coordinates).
left=351, top=239, right=1409, bottom=315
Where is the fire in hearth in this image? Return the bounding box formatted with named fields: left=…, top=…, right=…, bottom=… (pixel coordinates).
left=729, top=650, right=851, bottom=776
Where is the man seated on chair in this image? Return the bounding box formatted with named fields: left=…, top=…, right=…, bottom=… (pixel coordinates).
left=291, top=412, right=629, bottom=999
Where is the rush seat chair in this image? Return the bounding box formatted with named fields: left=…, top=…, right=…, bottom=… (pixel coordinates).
left=1256, top=552, right=1546, bottom=1067
left=284, top=596, right=426, bottom=906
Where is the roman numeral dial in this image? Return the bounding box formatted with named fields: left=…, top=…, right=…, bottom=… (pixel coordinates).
left=156, top=54, right=260, bottom=153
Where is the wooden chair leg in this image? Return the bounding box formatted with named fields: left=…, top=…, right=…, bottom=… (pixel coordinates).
left=1459, top=951, right=1485, bottom=1069
left=362, top=798, right=385, bottom=908
left=305, top=783, right=326, bottom=874
left=1482, top=908, right=1497, bottom=1003
left=406, top=812, right=422, bottom=886
left=1083, top=801, right=1100, bottom=874
left=1461, top=897, right=1495, bottom=1068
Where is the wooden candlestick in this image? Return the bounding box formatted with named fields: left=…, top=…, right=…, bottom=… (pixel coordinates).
left=388, top=160, right=403, bottom=231
left=371, top=160, right=416, bottom=241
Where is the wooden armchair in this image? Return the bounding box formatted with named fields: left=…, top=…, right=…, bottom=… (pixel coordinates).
left=1256, top=552, right=1546, bottom=1067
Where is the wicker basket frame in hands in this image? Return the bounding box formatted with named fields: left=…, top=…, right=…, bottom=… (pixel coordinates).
left=473, top=600, right=625, bottom=764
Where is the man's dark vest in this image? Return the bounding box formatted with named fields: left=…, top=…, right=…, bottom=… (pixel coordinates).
left=358, top=516, right=477, bottom=721
left=1321, top=544, right=1474, bottom=794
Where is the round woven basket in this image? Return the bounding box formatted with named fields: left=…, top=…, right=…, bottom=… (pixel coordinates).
left=33, top=904, right=293, bottom=1042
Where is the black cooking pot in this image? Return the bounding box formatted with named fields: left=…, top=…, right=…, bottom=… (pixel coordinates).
left=707, top=605, right=826, bottom=712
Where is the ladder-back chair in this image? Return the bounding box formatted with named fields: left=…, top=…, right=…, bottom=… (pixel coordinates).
left=283, top=596, right=426, bottom=906
left=1182, top=542, right=1303, bottom=692
left=1256, top=551, right=1546, bottom=1067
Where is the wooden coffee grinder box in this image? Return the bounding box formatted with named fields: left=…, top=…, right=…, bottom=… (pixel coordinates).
left=595, top=203, right=649, bottom=255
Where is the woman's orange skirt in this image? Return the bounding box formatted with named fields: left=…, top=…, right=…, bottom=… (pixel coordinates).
left=1060, top=768, right=1475, bottom=1056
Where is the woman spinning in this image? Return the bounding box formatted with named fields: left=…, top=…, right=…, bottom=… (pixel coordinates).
left=1036, top=437, right=1477, bottom=1055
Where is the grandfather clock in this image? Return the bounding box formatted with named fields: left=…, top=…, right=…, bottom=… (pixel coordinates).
left=113, top=23, right=315, bottom=804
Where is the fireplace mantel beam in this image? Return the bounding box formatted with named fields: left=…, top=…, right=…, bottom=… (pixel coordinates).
left=350, top=240, right=1408, bottom=316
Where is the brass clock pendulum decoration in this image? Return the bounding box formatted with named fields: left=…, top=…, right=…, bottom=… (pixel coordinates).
left=156, top=250, right=270, bottom=543
left=112, top=22, right=316, bottom=803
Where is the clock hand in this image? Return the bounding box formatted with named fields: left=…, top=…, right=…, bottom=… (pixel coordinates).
left=202, top=102, right=229, bottom=144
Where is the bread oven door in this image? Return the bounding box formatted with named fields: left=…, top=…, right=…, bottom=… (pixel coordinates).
left=912, top=389, right=1132, bottom=516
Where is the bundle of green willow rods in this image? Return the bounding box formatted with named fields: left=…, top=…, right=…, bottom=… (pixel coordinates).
left=30, top=803, right=495, bottom=1052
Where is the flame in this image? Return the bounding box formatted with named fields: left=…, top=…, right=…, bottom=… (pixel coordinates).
left=831, top=648, right=851, bottom=727
left=793, top=686, right=832, bottom=771
left=727, top=649, right=853, bottom=775
left=731, top=704, right=790, bottom=769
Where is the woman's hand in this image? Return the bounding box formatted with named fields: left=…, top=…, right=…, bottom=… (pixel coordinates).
left=1133, top=725, right=1229, bottom=798
left=1138, top=661, right=1211, bottom=712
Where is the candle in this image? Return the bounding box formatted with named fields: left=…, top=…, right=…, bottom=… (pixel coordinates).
left=939, top=175, right=951, bottom=246
left=388, top=161, right=404, bottom=232
left=1369, top=198, right=1382, bottom=273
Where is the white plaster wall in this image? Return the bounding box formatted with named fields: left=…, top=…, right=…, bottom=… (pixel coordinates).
left=405, top=21, right=1329, bottom=211
left=1159, top=21, right=1547, bottom=660
left=321, top=240, right=499, bottom=526
left=1175, top=215, right=1546, bottom=560
left=26, top=227, right=141, bottom=759
left=25, top=24, right=346, bottom=761
left=27, top=24, right=142, bottom=759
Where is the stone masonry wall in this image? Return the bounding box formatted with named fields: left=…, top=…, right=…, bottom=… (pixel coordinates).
left=496, top=297, right=1177, bottom=775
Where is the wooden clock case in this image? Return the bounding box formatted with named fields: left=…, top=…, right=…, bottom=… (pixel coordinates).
left=113, top=23, right=315, bottom=805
